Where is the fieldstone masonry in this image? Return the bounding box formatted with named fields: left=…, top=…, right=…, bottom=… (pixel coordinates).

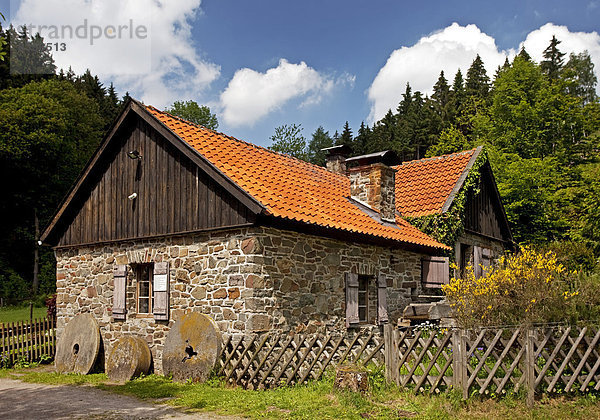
left=348, top=163, right=397, bottom=221
left=55, top=227, right=425, bottom=374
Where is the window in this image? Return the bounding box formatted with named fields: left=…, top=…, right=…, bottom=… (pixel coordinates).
left=358, top=275, right=369, bottom=323
left=136, top=263, right=153, bottom=314
left=346, top=273, right=388, bottom=327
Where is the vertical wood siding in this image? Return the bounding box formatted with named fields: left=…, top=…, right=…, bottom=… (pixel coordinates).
left=463, top=169, right=509, bottom=241
left=58, top=117, right=255, bottom=246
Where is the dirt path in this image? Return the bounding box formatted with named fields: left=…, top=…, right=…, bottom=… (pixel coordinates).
left=0, top=377, right=241, bottom=420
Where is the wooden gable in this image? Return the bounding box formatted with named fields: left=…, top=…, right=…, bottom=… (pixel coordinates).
left=42, top=102, right=261, bottom=247
left=463, top=164, right=512, bottom=243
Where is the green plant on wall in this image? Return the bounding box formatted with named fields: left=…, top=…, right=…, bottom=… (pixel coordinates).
left=0, top=12, right=6, bottom=62
left=407, top=150, right=488, bottom=256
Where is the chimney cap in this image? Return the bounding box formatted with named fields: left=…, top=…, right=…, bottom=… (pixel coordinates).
left=345, top=150, right=399, bottom=167
left=321, top=144, right=352, bottom=157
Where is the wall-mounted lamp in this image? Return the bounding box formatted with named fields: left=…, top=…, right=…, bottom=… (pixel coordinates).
left=127, top=150, right=142, bottom=160
left=128, top=192, right=138, bottom=200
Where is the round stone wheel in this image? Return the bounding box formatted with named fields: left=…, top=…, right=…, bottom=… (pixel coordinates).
left=162, top=312, right=221, bottom=383
left=106, top=336, right=152, bottom=382
left=55, top=313, right=101, bottom=374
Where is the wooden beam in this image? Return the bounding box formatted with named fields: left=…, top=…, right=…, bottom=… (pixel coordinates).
left=51, top=222, right=256, bottom=250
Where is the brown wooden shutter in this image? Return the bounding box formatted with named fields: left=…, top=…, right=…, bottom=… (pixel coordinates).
left=377, top=274, right=389, bottom=325
left=153, top=262, right=169, bottom=321
left=421, top=257, right=450, bottom=288
left=482, top=248, right=493, bottom=269
left=474, top=246, right=483, bottom=278
left=112, top=265, right=127, bottom=320
left=345, top=273, right=359, bottom=327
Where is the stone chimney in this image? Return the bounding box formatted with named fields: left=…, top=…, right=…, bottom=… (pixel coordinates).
left=346, top=151, right=398, bottom=222
left=322, top=145, right=352, bottom=175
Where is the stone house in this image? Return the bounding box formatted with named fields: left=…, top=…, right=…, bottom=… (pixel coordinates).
left=41, top=99, right=453, bottom=372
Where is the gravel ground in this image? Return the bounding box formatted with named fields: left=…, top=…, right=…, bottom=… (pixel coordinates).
left=0, top=377, right=242, bottom=420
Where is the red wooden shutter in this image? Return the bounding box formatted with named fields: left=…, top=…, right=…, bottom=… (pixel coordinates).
left=345, top=273, right=359, bottom=327
left=113, top=265, right=127, bottom=320
left=377, top=274, right=389, bottom=325
left=153, top=262, right=170, bottom=321
left=421, top=257, right=450, bottom=288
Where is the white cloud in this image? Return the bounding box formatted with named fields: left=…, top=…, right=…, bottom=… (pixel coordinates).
left=367, top=23, right=514, bottom=122
left=220, top=59, right=351, bottom=127
left=367, top=22, right=600, bottom=123
left=10, top=0, right=219, bottom=108
left=520, top=23, right=600, bottom=75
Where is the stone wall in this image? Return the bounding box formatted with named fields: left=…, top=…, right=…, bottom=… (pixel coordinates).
left=55, top=226, right=425, bottom=373
left=255, top=227, right=425, bottom=332
left=55, top=228, right=265, bottom=374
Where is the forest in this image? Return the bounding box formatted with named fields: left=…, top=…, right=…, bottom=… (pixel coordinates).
left=1, top=21, right=599, bottom=304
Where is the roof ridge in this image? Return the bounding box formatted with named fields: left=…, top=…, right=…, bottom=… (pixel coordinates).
left=395, top=147, right=478, bottom=167
left=145, top=105, right=347, bottom=181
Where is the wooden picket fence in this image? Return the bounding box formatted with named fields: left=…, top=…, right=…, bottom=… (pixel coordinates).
left=0, top=317, right=56, bottom=367
left=217, top=329, right=384, bottom=389
left=384, top=324, right=600, bottom=402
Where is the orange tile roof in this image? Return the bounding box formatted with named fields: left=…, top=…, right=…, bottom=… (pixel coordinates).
left=394, top=149, right=478, bottom=218
left=145, top=106, right=447, bottom=251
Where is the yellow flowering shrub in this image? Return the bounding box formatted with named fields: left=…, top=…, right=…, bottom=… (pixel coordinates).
left=443, top=247, right=599, bottom=327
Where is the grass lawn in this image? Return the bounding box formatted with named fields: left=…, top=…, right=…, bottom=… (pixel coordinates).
left=1, top=367, right=600, bottom=419
left=0, top=306, right=47, bottom=323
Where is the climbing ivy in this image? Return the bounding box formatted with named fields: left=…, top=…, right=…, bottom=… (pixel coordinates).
left=407, top=150, right=488, bottom=256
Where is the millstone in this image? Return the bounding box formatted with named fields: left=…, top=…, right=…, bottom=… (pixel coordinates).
left=55, top=313, right=100, bottom=374
left=106, top=336, right=152, bottom=382
left=162, top=312, right=221, bottom=383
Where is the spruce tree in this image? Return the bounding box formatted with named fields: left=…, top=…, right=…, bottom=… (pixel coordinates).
left=517, top=47, right=532, bottom=62
left=339, top=121, right=353, bottom=147
left=307, top=126, right=333, bottom=166
left=541, top=36, right=566, bottom=81
left=354, top=122, right=371, bottom=156
left=397, top=83, right=413, bottom=115
left=371, top=110, right=396, bottom=154
left=465, top=54, right=490, bottom=99
left=432, top=71, right=451, bottom=126
left=451, top=69, right=465, bottom=118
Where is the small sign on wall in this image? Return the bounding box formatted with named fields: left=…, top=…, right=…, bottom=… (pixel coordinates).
left=154, top=274, right=168, bottom=292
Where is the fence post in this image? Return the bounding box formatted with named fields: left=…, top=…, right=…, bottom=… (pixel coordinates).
left=452, top=328, right=468, bottom=398
left=384, top=324, right=397, bottom=384
left=525, top=327, right=535, bottom=407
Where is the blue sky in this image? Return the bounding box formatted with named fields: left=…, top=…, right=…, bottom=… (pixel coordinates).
left=3, top=0, right=600, bottom=147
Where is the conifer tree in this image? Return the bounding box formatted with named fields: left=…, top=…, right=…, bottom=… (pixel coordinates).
left=307, top=126, right=333, bottom=166
left=338, top=121, right=353, bottom=147
left=354, top=122, right=371, bottom=155
left=465, top=54, right=490, bottom=99
left=451, top=69, right=466, bottom=118
left=517, top=47, right=532, bottom=62
left=432, top=71, right=451, bottom=126
left=371, top=110, right=397, bottom=154
left=541, top=36, right=566, bottom=81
